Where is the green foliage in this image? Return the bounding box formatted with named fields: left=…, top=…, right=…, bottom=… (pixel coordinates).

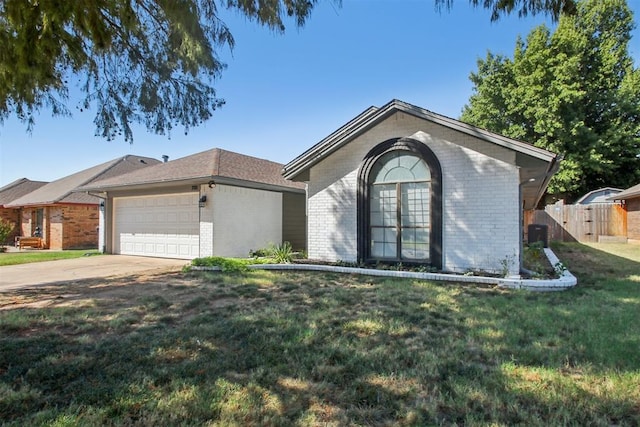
left=461, top=0, right=640, bottom=199
left=0, top=250, right=99, bottom=266
left=435, top=0, right=577, bottom=21
left=250, top=241, right=295, bottom=263
left=270, top=241, right=294, bottom=263
left=191, top=256, right=251, bottom=272
left=1, top=242, right=639, bottom=425
left=0, top=0, right=317, bottom=141
left=0, top=0, right=583, bottom=142
left=522, top=242, right=554, bottom=278
left=0, top=218, right=14, bottom=247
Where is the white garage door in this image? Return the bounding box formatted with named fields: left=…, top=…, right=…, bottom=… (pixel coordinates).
left=113, top=193, right=200, bottom=259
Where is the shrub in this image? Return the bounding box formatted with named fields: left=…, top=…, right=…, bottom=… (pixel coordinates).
left=191, top=257, right=251, bottom=272
left=0, top=218, right=15, bottom=248
left=271, top=241, right=293, bottom=263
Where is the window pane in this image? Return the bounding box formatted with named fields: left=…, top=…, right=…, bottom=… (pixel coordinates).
left=371, top=184, right=396, bottom=227
left=401, top=182, right=429, bottom=227
left=401, top=226, right=429, bottom=261
left=371, top=152, right=430, bottom=184
left=385, top=166, right=414, bottom=182
left=371, top=227, right=396, bottom=258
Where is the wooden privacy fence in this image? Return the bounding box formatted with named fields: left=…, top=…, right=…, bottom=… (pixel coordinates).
left=524, top=201, right=627, bottom=243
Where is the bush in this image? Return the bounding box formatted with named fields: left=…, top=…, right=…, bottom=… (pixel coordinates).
left=0, top=218, right=15, bottom=248
left=271, top=241, right=293, bottom=263
left=250, top=242, right=296, bottom=263
left=191, top=257, right=251, bottom=272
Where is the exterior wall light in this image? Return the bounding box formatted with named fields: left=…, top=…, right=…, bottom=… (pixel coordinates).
left=199, top=195, right=207, bottom=208
left=99, top=201, right=105, bottom=212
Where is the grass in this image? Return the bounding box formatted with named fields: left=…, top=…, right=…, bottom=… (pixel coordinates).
left=0, top=249, right=100, bottom=266
left=0, top=242, right=638, bottom=425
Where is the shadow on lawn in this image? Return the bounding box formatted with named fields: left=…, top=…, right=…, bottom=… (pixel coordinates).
left=551, top=241, right=640, bottom=288
left=0, top=249, right=639, bottom=425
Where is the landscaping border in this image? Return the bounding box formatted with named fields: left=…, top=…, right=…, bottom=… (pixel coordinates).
left=191, top=248, right=577, bottom=291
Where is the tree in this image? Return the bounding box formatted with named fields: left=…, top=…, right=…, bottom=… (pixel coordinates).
left=1, top=1, right=580, bottom=143
left=0, top=0, right=317, bottom=142
left=435, top=0, right=577, bottom=21
left=461, top=0, right=640, bottom=199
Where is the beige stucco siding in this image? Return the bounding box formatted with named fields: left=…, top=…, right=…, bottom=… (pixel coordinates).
left=211, top=184, right=283, bottom=258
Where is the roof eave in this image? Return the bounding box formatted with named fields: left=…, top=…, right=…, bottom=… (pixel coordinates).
left=76, top=176, right=212, bottom=193
left=532, top=154, right=561, bottom=208
left=77, top=175, right=305, bottom=195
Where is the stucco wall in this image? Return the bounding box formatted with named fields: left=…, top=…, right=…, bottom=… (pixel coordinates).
left=211, top=185, right=283, bottom=258
left=306, top=111, right=521, bottom=275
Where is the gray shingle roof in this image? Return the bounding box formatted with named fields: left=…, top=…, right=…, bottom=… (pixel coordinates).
left=6, top=155, right=160, bottom=207
left=79, top=148, right=305, bottom=192
left=0, top=178, right=48, bottom=207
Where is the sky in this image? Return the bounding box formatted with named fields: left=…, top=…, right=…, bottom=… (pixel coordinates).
left=1, top=0, right=639, bottom=186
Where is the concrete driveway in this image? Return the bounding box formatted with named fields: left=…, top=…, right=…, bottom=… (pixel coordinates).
left=0, top=255, right=189, bottom=291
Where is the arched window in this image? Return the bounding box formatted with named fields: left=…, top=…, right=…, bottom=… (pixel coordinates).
left=358, top=138, right=442, bottom=268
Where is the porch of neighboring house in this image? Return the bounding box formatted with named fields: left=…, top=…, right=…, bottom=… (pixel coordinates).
left=17, top=205, right=99, bottom=250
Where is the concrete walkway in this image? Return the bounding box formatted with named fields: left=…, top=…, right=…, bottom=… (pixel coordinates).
left=0, top=255, right=189, bottom=291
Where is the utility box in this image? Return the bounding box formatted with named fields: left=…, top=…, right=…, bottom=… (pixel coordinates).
left=528, top=224, right=549, bottom=247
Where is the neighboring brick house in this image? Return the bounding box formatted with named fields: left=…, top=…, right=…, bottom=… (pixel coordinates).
left=0, top=178, right=48, bottom=245
left=283, top=99, right=560, bottom=276
left=6, top=156, right=160, bottom=250
left=610, top=183, right=640, bottom=242
left=78, top=148, right=306, bottom=259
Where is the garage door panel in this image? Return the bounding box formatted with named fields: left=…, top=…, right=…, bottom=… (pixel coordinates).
left=114, top=193, right=199, bottom=259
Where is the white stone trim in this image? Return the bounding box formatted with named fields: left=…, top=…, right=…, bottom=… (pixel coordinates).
left=191, top=248, right=577, bottom=292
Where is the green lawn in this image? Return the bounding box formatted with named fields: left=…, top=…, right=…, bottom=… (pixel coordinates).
left=0, top=249, right=100, bottom=266
left=0, top=243, right=638, bottom=425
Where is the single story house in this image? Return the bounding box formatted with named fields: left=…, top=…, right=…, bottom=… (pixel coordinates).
left=283, top=99, right=560, bottom=276
left=610, top=183, right=640, bottom=241
left=0, top=178, right=48, bottom=245
left=77, top=148, right=306, bottom=259
left=6, top=155, right=160, bottom=250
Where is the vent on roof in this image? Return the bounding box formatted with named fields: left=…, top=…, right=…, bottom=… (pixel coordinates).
left=139, top=159, right=147, bottom=164
left=162, top=155, right=169, bottom=163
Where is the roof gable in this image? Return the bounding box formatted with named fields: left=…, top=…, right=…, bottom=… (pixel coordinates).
left=6, top=155, right=160, bottom=207
left=575, top=187, right=623, bottom=204
left=283, top=99, right=557, bottom=181
left=0, top=178, right=48, bottom=207
left=283, top=99, right=559, bottom=209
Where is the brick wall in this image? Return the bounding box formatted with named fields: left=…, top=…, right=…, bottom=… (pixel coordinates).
left=627, top=198, right=640, bottom=240
left=41, top=205, right=99, bottom=250
left=307, top=111, right=521, bottom=275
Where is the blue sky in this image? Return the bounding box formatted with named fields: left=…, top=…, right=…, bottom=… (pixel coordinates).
left=1, top=0, right=639, bottom=186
